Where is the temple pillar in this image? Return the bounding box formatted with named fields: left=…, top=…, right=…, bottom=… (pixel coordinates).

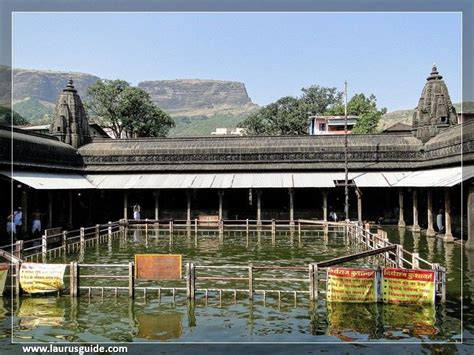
left=186, top=190, right=192, bottom=226
left=218, top=190, right=224, bottom=220
left=412, top=189, right=420, bottom=232
left=444, top=189, right=454, bottom=242
left=426, top=189, right=436, bottom=237
left=356, top=188, right=362, bottom=223
left=398, top=189, right=406, bottom=227
left=256, top=190, right=262, bottom=225
left=47, top=191, right=53, bottom=228
left=322, top=190, right=328, bottom=222
left=154, top=191, right=160, bottom=220
left=123, top=191, right=128, bottom=220
left=467, top=184, right=474, bottom=249
left=289, top=188, right=294, bottom=225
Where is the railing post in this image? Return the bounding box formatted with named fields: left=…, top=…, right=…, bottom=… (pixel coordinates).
left=169, top=219, right=174, bottom=235
left=248, top=262, right=253, bottom=300
left=41, top=233, right=47, bottom=263
left=145, top=218, right=149, bottom=237
left=219, top=220, right=224, bottom=241
left=440, top=266, right=446, bottom=303
left=70, top=261, right=79, bottom=297
left=95, top=224, right=100, bottom=240
left=15, top=240, right=23, bottom=260
left=309, top=263, right=314, bottom=301
left=396, top=244, right=404, bottom=268
left=190, top=262, right=196, bottom=300
left=298, top=220, right=301, bottom=238
left=186, top=263, right=191, bottom=299
left=62, top=231, right=67, bottom=252
left=70, top=261, right=75, bottom=297
left=412, top=252, right=420, bottom=269
left=129, top=261, right=135, bottom=299
left=314, top=264, right=319, bottom=301
left=194, top=218, right=198, bottom=236
left=271, top=219, right=276, bottom=244
left=80, top=227, right=85, bottom=251
left=246, top=219, right=249, bottom=236
left=107, top=222, right=112, bottom=242
left=15, top=263, right=21, bottom=297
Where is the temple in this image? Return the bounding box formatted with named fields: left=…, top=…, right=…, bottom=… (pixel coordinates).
left=49, top=79, right=91, bottom=148
left=1, top=66, right=472, bottom=245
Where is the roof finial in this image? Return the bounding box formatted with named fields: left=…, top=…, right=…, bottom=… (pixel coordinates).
left=432, top=63, right=437, bottom=72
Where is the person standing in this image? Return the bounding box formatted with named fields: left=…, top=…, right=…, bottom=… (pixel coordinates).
left=436, top=209, right=444, bottom=233
left=13, top=207, right=23, bottom=238
left=31, top=209, right=43, bottom=238
left=6, top=214, right=16, bottom=242
left=133, top=203, right=141, bottom=220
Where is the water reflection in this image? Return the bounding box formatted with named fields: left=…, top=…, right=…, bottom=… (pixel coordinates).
left=17, top=297, right=65, bottom=330
left=412, top=232, right=420, bottom=253
left=136, top=311, right=183, bottom=341
left=444, top=242, right=454, bottom=271
left=427, top=236, right=435, bottom=262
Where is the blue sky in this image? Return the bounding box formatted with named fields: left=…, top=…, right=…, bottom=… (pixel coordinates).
left=12, top=12, right=461, bottom=111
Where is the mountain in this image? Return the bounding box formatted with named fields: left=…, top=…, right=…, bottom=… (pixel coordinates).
left=137, top=79, right=258, bottom=117
left=1, top=68, right=258, bottom=132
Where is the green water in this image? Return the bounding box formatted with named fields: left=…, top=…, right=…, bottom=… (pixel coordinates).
left=2, top=227, right=473, bottom=351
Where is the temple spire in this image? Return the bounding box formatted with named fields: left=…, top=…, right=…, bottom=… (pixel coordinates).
left=412, top=64, right=457, bottom=143
left=49, top=79, right=91, bottom=148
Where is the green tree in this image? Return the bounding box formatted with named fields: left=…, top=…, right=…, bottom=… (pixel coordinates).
left=240, top=85, right=343, bottom=135
left=301, top=85, right=343, bottom=115
left=329, top=93, right=386, bottom=133
left=240, top=96, right=309, bottom=135
left=0, top=105, right=29, bottom=126
left=85, top=80, right=174, bottom=138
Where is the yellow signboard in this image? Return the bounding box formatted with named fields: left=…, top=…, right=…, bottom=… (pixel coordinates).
left=0, top=263, right=8, bottom=295
left=327, top=267, right=377, bottom=303
left=20, top=263, right=66, bottom=294
left=135, top=254, right=182, bottom=280
left=382, top=268, right=435, bottom=304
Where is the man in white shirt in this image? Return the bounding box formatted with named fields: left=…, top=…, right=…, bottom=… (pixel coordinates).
left=13, top=207, right=22, bottom=237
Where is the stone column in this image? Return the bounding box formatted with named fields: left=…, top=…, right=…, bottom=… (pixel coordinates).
left=444, top=189, right=454, bottom=242
left=322, top=190, right=328, bottom=222
left=218, top=190, right=224, bottom=220
left=123, top=191, right=128, bottom=220
left=186, top=190, right=192, bottom=226
left=426, top=189, right=436, bottom=237
left=398, top=189, right=406, bottom=227
left=256, top=190, right=262, bottom=225
left=154, top=191, right=160, bottom=220
left=356, top=188, right=362, bottom=223
left=48, top=190, right=53, bottom=228
left=289, top=188, right=294, bottom=225
left=467, top=184, right=474, bottom=249
left=412, top=189, right=421, bottom=232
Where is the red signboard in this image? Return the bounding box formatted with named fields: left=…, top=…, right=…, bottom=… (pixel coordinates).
left=135, top=254, right=182, bottom=280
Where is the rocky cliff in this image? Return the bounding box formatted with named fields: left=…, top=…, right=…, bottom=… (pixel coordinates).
left=10, top=68, right=100, bottom=103
left=138, top=79, right=257, bottom=115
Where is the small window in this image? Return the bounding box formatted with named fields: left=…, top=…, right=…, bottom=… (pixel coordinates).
left=440, top=117, right=447, bottom=123
left=57, top=127, right=61, bottom=132
left=319, top=123, right=326, bottom=132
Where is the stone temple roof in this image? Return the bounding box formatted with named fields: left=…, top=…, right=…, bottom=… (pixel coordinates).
left=0, top=126, right=83, bottom=171
left=78, top=133, right=426, bottom=172
left=1, top=124, right=469, bottom=173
